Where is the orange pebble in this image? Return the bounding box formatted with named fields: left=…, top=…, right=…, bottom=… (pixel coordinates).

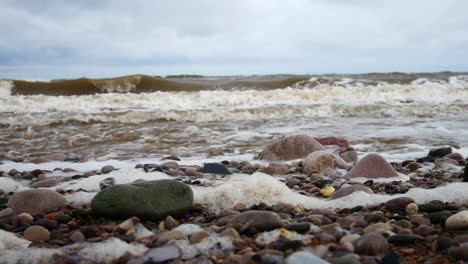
left=46, top=214, right=56, bottom=220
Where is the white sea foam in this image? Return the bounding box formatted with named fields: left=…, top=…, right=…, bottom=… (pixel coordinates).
left=193, top=173, right=468, bottom=212
left=0, top=177, right=29, bottom=193
left=0, top=238, right=147, bottom=264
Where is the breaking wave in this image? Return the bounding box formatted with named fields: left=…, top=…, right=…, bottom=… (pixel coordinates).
left=1, top=73, right=467, bottom=125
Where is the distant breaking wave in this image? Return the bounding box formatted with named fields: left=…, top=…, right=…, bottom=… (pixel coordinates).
left=1, top=75, right=311, bottom=96
left=0, top=72, right=467, bottom=96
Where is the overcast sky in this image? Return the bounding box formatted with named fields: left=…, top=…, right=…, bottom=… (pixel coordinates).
left=1, top=0, right=468, bottom=78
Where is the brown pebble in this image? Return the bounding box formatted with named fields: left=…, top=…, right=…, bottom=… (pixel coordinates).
left=23, top=225, right=50, bottom=242
left=70, top=231, right=85, bottom=242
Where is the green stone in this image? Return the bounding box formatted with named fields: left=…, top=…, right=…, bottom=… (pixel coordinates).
left=91, top=180, right=193, bottom=220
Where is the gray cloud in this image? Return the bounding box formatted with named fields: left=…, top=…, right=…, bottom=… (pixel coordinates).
left=1, top=0, right=467, bottom=78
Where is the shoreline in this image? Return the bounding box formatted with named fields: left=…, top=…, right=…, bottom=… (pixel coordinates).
left=0, top=140, right=467, bottom=263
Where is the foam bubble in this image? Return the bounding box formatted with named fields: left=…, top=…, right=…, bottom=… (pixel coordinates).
left=193, top=172, right=468, bottom=211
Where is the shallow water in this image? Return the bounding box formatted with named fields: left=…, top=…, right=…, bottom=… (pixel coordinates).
left=1, top=73, right=468, bottom=162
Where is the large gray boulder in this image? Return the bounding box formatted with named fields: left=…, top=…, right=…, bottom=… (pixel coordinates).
left=258, top=134, right=324, bottom=161
left=8, top=189, right=67, bottom=214
left=91, top=180, right=193, bottom=220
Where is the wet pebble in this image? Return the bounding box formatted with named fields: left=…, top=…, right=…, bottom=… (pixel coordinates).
left=445, top=210, right=468, bottom=231
left=424, top=210, right=452, bottom=224
left=449, top=245, right=468, bottom=261
left=435, top=236, right=453, bottom=252
left=385, top=197, right=415, bottom=213
left=227, top=210, right=282, bottom=231
left=353, top=233, right=389, bottom=256
left=284, top=222, right=310, bottom=234
left=201, top=163, right=232, bottom=175
left=70, top=231, right=85, bottom=242
left=23, top=225, right=50, bottom=242
left=405, top=203, right=418, bottom=215
left=388, top=234, right=415, bottom=246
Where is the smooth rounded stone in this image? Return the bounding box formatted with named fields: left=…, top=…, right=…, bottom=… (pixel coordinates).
left=279, top=240, right=304, bottom=252
left=335, top=243, right=355, bottom=254
left=393, top=219, right=412, bottom=229
left=258, top=134, right=325, bottom=161
left=385, top=197, right=415, bottom=213
left=286, top=251, right=330, bottom=264
left=55, top=213, right=71, bottom=223
left=16, top=213, right=33, bottom=225
left=339, top=149, right=358, bottom=163
left=363, top=223, right=393, bottom=234
left=346, top=154, right=398, bottom=179
left=405, top=203, right=418, bottom=215
left=429, top=147, right=452, bottom=158
left=221, top=228, right=240, bottom=239
left=435, top=236, right=452, bottom=252
left=449, top=245, right=468, bottom=261
left=81, top=227, right=98, bottom=239
left=410, top=216, right=431, bottom=226
left=445, top=210, right=468, bottom=230
left=261, top=162, right=290, bottom=175
left=412, top=225, right=433, bottom=236
left=406, top=162, right=422, bottom=172
left=99, top=177, right=115, bottom=190
left=340, top=234, right=361, bottom=244
left=30, top=179, right=59, bottom=188
left=8, top=189, right=67, bottom=214
left=320, top=186, right=335, bottom=198
left=227, top=210, right=282, bottom=231
left=424, top=210, right=452, bottom=224
left=303, top=151, right=350, bottom=177
left=388, top=234, right=415, bottom=246
left=353, top=233, right=389, bottom=256
left=0, top=208, right=13, bottom=218
left=331, top=185, right=373, bottom=199
left=201, top=163, right=232, bottom=175
left=23, top=225, right=50, bottom=242
left=416, top=156, right=435, bottom=164
left=285, top=177, right=301, bottom=188
left=316, top=232, right=337, bottom=243
left=100, top=165, right=115, bottom=174
left=70, top=231, right=85, bottom=242
left=34, top=219, right=58, bottom=231
left=91, top=179, right=193, bottom=221
left=284, top=222, right=311, bottom=234
left=49, top=230, right=63, bottom=241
